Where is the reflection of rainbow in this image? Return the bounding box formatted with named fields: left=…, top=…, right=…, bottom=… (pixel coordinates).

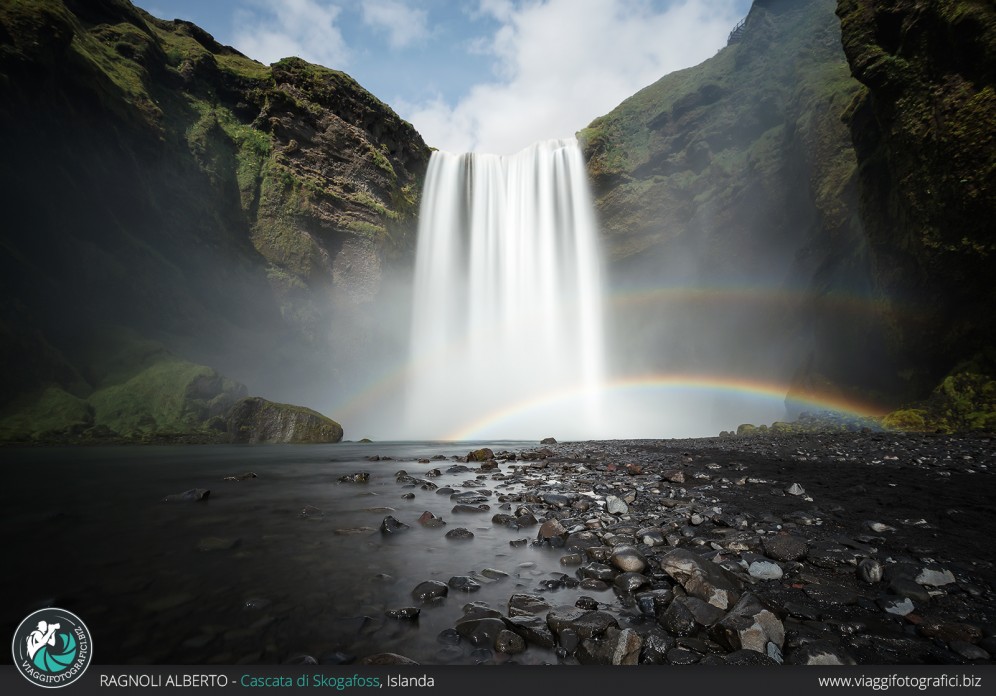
left=443, top=374, right=887, bottom=441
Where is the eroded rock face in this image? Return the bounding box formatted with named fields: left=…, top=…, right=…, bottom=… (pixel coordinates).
left=226, top=397, right=343, bottom=443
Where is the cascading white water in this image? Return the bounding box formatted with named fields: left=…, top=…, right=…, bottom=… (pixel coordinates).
left=406, top=138, right=605, bottom=440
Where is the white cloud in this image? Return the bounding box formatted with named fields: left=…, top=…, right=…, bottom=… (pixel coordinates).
left=232, top=0, right=349, bottom=68
left=361, top=0, right=430, bottom=50
left=402, top=0, right=744, bottom=154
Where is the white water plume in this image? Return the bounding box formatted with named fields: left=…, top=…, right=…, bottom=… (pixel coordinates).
left=405, top=138, right=605, bottom=440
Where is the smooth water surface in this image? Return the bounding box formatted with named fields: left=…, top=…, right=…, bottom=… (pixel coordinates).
left=1, top=443, right=598, bottom=665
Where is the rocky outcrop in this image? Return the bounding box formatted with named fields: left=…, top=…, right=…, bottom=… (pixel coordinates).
left=225, top=397, right=343, bottom=444
left=0, top=0, right=429, bottom=440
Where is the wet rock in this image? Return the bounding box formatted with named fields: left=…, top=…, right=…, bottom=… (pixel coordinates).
left=299, top=505, right=324, bottom=519
left=437, top=628, right=462, bottom=645
left=609, top=546, right=648, bottom=573
left=857, top=558, right=883, bottom=584
left=915, top=566, right=955, bottom=587
left=479, top=568, right=508, bottom=581
left=560, top=553, right=583, bottom=566
left=448, top=576, right=482, bottom=592
left=614, top=572, right=650, bottom=593
left=509, top=538, right=529, bottom=548
left=508, top=594, right=550, bottom=617
left=163, top=488, right=209, bottom=503
left=401, top=492, right=415, bottom=500
left=660, top=549, right=743, bottom=609
left=576, top=627, right=641, bottom=665
left=575, top=596, right=599, bottom=611
left=666, top=648, right=700, bottom=664
left=637, top=527, right=666, bottom=547
left=537, top=518, right=568, bottom=541
left=580, top=562, right=617, bottom=582
left=639, top=630, right=677, bottom=664
left=492, top=514, right=520, bottom=528
left=748, top=560, right=783, bottom=580
left=385, top=607, right=420, bottom=620
left=710, top=592, right=785, bottom=653
left=636, top=589, right=674, bottom=616
left=785, top=642, right=856, bottom=665
left=568, top=611, right=619, bottom=640
left=579, top=578, right=610, bottom=592
left=445, top=527, right=475, bottom=541
left=495, top=630, right=526, bottom=655
left=878, top=596, right=915, bottom=616
left=379, top=516, right=410, bottom=534
left=452, top=504, right=490, bottom=514
left=605, top=495, right=629, bottom=515
left=786, top=483, right=806, bottom=496
left=337, top=472, right=370, bottom=483
left=223, top=472, right=257, bottom=482
left=507, top=615, right=556, bottom=648
left=454, top=617, right=506, bottom=647
left=466, top=448, right=494, bottom=462
left=888, top=577, right=931, bottom=603
left=950, top=640, right=989, bottom=661
left=659, top=597, right=697, bottom=636
left=412, top=581, right=448, bottom=602
left=724, top=649, right=780, bottom=666
left=762, top=534, right=808, bottom=562
left=417, top=511, right=446, bottom=528
left=917, top=620, right=982, bottom=644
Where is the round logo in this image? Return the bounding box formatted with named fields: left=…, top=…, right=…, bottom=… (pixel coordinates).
left=12, top=608, right=92, bottom=688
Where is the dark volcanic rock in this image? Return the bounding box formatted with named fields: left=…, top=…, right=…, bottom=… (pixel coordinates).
left=411, top=581, right=448, bottom=602
left=660, top=549, right=743, bottom=609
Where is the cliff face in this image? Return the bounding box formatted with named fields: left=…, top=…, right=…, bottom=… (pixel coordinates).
left=0, top=0, right=428, bottom=441
left=583, top=0, right=883, bottom=406
left=837, top=0, right=996, bottom=397
left=583, top=0, right=995, bottom=414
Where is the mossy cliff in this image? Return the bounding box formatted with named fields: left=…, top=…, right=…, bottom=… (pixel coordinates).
left=0, top=0, right=428, bottom=442
left=582, top=0, right=881, bottom=405
left=837, top=0, right=996, bottom=400
left=583, top=0, right=995, bottom=419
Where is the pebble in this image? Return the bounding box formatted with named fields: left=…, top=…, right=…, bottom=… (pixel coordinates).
left=857, top=558, right=883, bottom=583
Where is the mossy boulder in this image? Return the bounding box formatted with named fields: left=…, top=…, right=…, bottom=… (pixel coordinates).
left=881, top=409, right=928, bottom=432
left=226, top=396, right=343, bottom=444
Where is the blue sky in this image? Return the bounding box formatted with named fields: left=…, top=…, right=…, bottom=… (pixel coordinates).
left=137, top=0, right=752, bottom=153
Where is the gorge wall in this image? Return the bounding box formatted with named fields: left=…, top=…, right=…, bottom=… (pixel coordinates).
left=0, top=0, right=429, bottom=441
left=584, top=0, right=995, bottom=427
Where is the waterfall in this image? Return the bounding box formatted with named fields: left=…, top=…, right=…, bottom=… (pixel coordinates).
left=406, top=138, right=605, bottom=440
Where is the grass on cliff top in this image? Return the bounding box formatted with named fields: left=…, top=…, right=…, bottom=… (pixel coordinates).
left=581, top=0, right=853, bottom=177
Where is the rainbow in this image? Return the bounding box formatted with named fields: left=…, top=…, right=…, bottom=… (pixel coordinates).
left=443, top=373, right=887, bottom=441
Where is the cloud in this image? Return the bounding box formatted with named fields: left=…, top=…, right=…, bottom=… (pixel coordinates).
left=232, top=0, right=349, bottom=68
left=361, top=0, right=430, bottom=50
left=402, top=0, right=744, bottom=154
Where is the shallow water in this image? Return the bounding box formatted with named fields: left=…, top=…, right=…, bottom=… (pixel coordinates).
left=1, top=443, right=600, bottom=665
